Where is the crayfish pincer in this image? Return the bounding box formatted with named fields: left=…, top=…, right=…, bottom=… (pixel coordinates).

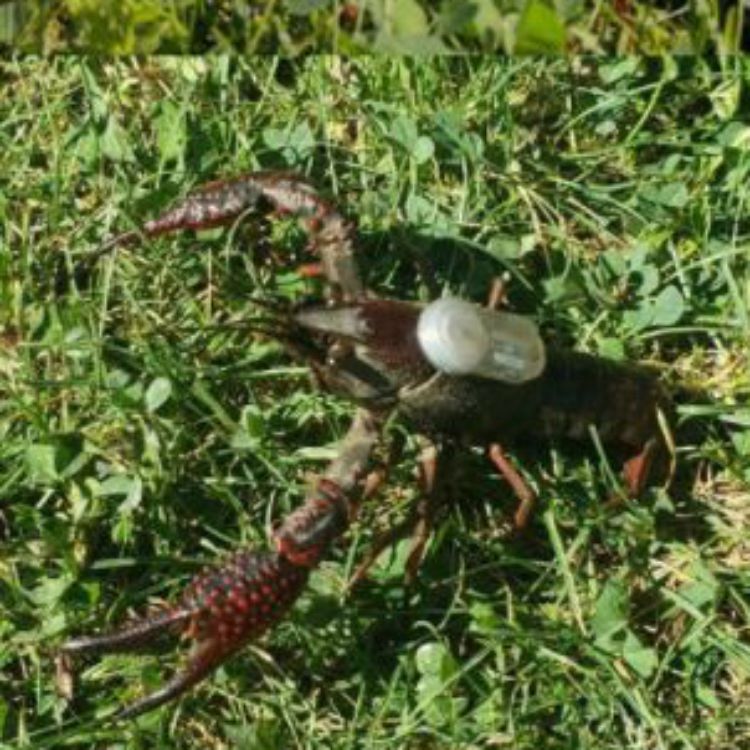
left=60, top=172, right=673, bottom=718
left=61, top=410, right=380, bottom=719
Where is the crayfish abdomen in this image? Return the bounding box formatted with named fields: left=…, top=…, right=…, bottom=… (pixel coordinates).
left=397, top=346, right=671, bottom=499
left=399, top=348, right=669, bottom=447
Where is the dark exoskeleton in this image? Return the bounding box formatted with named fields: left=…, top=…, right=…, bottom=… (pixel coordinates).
left=60, top=172, right=673, bottom=719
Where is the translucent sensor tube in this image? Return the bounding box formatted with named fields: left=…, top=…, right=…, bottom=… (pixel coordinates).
left=416, top=297, right=546, bottom=383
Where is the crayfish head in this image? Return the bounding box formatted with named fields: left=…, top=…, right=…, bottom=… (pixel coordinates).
left=293, top=299, right=434, bottom=405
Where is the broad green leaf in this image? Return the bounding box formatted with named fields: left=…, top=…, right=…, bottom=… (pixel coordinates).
left=624, top=283, right=684, bottom=332
left=390, top=114, right=419, bottom=150
left=438, top=0, right=477, bottom=34
left=542, top=271, right=585, bottom=304
left=263, top=121, right=315, bottom=163
left=679, top=562, right=720, bottom=610
left=405, top=193, right=436, bottom=224
left=468, top=602, right=502, bottom=636
left=634, top=265, right=660, bottom=297
left=27, top=576, right=72, bottom=607
left=374, top=33, right=449, bottom=53
left=155, top=100, right=186, bottom=166
left=145, top=377, right=172, bottom=413
left=390, top=0, right=430, bottom=37
left=485, top=233, right=536, bottom=260
left=414, top=642, right=466, bottom=729
left=415, top=641, right=457, bottom=680
left=100, top=115, right=134, bottom=163
left=596, top=337, right=625, bottom=361
left=640, top=182, right=689, bottom=209
left=263, top=127, right=288, bottom=151
left=650, top=285, right=685, bottom=327
left=731, top=430, right=750, bottom=457
left=473, top=0, right=506, bottom=45
left=288, top=121, right=315, bottom=158
left=97, top=475, right=139, bottom=497
left=591, top=581, right=628, bottom=646
left=710, top=79, right=741, bottom=120
left=623, top=305, right=654, bottom=332
left=412, top=135, right=435, bottom=164
left=718, top=122, right=750, bottom=150
left=514, top=0, right=566, bottom=55
left=623, top=631, right=658, bottom=678
left=26, top=444, right=58, bottom=484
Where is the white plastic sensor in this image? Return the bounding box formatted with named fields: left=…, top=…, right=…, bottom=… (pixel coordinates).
left=416, top=297, right=546, bottom=383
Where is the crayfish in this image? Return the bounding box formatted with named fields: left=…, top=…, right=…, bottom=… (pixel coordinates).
left=60, top=172, right=673, bottom=719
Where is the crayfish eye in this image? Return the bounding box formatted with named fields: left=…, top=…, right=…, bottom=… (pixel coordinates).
left=327, top=341, right=355, bottom=365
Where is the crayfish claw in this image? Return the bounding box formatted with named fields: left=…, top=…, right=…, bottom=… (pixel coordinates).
left=62, top=551, right=309, bottom=718
left=115, top=638, right=226, bottom=721
left=61, top=412, right=379, bottom=718
left=61, top=607, right=195, bottom=657
left=97, top=171, right=364, bottom=300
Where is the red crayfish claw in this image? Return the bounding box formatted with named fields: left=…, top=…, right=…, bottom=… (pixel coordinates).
left=61, top=550, right=309, bottom=720
left=98, top=171, right=363, bottom=301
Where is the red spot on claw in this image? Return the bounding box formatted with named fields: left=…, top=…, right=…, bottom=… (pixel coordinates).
left=297, top=262, right=324, bottom=278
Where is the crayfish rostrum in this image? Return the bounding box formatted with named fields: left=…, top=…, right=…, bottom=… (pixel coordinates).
left=60, top=172, right=674, bottom=719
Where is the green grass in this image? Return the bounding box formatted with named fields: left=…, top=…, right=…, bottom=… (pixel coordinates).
left=1, top=56, right=749, bottom=749
left=0, top=1, right=748, bottom=54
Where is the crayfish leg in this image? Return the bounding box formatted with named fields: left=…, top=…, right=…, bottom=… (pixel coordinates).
left=488, top=443, right=536, bottom=531
left=349, top=440, right=446, bottom=587
left=403, top=440, right=442, bottom=585
left=622, top=436, right=664, bottom=497
left=486, top=276, right=509, bottom=311
left=348, top=513, right=417, bottom=588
